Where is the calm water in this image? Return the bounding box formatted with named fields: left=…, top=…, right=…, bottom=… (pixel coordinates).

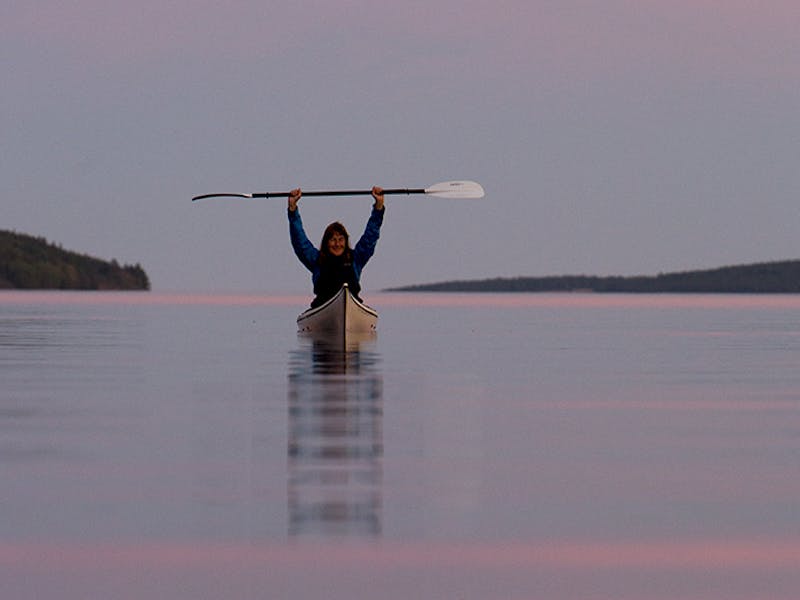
left=1, top=291, right=799, bottom=599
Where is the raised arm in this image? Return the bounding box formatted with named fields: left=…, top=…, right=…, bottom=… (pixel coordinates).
left=287, top=188, right=320, bottom=271
left=353, top=187, right=385, bottom=267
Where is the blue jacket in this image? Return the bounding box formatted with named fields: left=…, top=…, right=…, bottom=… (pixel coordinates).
left=288, top=206, right=385, bottom=292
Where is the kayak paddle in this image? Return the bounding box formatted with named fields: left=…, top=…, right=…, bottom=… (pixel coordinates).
left=191, top=180, right=485, bottom=202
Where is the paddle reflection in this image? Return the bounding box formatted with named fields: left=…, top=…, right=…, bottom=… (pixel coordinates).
left=287, top=337, right=383, bottom=537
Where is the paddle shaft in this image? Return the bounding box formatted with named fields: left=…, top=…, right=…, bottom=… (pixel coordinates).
left=255, top=188, right=423, bottom=198
left=192, top=188, right=424, bottom=201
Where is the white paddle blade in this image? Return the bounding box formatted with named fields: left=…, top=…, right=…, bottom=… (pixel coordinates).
left=424, top=180, right=485, bottom=199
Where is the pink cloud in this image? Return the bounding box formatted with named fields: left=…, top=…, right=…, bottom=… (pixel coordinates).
left=5, top=0, right=799, bottom=84
left=4, top=537, right=800, bottom=569
left=4, top=540, right=799, bottom=598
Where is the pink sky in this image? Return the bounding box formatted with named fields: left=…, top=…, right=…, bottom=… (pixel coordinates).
left=7, top=1, right=799, bottom=79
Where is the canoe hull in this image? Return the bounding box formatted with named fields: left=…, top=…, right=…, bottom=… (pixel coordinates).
left=296, top=284, right=377, bottom=343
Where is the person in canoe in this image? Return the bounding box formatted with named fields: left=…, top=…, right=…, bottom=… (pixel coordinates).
left=288, top=186, right=385, bottom=308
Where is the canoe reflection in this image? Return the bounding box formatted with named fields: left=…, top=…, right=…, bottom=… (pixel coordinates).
left=287, top=337, right=382, bottom=537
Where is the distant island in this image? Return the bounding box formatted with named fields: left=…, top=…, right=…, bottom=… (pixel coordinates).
left=386, top=260, right=800, bottom=294
left=0, top=229, right=150, bottom=290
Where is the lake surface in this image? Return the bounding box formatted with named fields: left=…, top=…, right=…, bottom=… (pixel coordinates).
left=1, top=291, right=799, bottom=599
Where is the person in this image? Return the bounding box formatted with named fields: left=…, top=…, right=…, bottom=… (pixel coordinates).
left=288, top=186, right=385, bottom=307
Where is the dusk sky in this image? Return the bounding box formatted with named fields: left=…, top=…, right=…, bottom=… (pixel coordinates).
left=3, top=1, right=799, bottom=292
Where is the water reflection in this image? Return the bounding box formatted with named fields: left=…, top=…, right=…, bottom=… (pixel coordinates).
left=287, top=337, right=383, bottom=537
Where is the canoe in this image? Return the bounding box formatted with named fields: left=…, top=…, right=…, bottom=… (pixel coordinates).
left=296, top=284, right=377, bottom=343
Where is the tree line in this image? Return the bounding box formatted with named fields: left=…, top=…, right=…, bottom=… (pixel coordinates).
left=0, top=229, right=150, bottom=290
left=387, top=260, right=800, bottom=293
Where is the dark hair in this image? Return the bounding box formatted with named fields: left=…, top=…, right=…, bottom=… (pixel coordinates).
left=319, top=221, right=352, bottom=262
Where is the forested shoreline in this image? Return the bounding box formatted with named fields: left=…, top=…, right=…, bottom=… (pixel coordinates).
left=387, top=260, right=800, bottom=294
left=0, top=230, right=149, bottom=290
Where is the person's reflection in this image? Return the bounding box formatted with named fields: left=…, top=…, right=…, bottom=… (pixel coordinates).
left=287, top=337, right=383, bottom=537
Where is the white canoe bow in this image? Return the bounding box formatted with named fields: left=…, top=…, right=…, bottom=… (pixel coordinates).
left=296, top=284, right=378, bottom=343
